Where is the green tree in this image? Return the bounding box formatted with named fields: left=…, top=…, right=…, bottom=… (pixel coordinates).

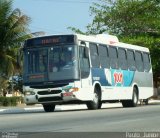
left=88, top=0, right=160, bottom=35
left=69, top=0, right=160, bottom=87
left=0, top=0, right=31, bottom=93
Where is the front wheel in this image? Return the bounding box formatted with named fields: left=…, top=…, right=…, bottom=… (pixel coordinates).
left=43, top=104, right=55, bottom=112
left=86, top=87, right=101, bottom=110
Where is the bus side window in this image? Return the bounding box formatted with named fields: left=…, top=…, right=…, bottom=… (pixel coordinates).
left=89, top=43, right=100, bottom=68
left=98, top=45, right=110, bottom=68
left=127, top=50, right=136, bottom=71
left=118, top=48, right=127, bottom=70
left=79, top=46, right=90, bottom=78
left=109, top=46, right=118, bottom=69
left=135, top=51, right=144, bottom=72
left=143, top=53, right=151, bottom=72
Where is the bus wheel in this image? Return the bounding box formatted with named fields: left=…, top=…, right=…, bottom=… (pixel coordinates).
left=86, top=87, right=101, bottom=110
left=122, top=87, right=138, bottom=108
left=43, top=104, right=55, bottom=112
left=132, top=87, right=139, bottom=107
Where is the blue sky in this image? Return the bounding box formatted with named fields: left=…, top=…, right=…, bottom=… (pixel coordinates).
left=13, top=0, right=99, bottom=35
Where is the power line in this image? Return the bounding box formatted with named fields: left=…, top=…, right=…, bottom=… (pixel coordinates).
left=35, top=0, right=98, bottom=4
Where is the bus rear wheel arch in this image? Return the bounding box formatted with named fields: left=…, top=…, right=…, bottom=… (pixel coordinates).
left=122, top=86, right=139, bottom=108
left=86, top=84, right=102, bottom=110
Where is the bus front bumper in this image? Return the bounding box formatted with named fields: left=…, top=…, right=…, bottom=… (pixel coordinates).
left=24, top=91, right=79, bottom=105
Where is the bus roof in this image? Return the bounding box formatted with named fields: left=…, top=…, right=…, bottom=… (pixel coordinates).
left=76, top=34, right=149, bottom=53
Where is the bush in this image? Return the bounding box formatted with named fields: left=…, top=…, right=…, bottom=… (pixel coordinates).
left=10, top=97, right=17, bottom=106
left=0, top=96, right=24, bottom=107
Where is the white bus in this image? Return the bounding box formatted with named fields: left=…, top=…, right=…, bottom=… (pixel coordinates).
left=23, top=34, right=153, bottom=112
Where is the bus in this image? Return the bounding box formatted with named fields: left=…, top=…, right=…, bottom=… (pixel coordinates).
left=22, top=34, right=153, bottom=112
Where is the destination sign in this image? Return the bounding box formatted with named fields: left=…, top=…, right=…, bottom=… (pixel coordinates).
left=24, top=35, right=76, bottom=47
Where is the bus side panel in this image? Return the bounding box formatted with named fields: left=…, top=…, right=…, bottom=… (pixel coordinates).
left=133, top=71, right=153, bottom=99
left=91, top=68, right=153, bottom=101
left=79, top=67, right=153, bottom=102
left=103, top=69, right=153, bottom=100
left=103, top=69, right=135, bottom=100
left=91, top=68, right=135, bottom=100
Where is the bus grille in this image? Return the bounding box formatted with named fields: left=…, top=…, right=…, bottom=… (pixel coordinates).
left=38, top=97, right=62, bottom=102
left=38, top=90, right=62, bottom=95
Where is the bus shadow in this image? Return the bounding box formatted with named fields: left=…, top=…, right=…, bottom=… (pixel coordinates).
left=1, top=102, right=160, bottom=115
left=0, top=106, right=122, bottom=115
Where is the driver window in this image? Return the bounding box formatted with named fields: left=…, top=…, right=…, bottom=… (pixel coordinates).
left=79, top=46, right=90, bottom=78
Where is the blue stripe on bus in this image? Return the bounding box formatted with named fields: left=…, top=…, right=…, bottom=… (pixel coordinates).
left=91, top=68, right=110, bottom=86
left=91, top=68, right=134, bottom=87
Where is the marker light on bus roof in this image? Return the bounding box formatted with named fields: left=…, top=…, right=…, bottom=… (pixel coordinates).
left=96, top=34, right=119, bottom=44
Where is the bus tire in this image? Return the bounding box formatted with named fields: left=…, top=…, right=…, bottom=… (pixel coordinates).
left=131, top=87, right=139, bottom=107
left=43, top=104, right=55, bottom=112
left=86, top=87, right=101, bottom=110
left=122, top=87, right=138, bottom=107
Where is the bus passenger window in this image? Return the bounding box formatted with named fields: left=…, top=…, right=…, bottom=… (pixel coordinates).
left=109, top=47, right=118, bottom=69
left=98, top=45, right=110, bottom=68
left=118, top=48, right=127, bottom=70
left=127, top=50, right=136, bottom=71
left=143, top=53, right=151, bottom=72
left=135, top=51, right=144, bottom=72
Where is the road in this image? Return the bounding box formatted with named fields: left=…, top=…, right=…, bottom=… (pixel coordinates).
left=0, top=103, right=160, bottom=137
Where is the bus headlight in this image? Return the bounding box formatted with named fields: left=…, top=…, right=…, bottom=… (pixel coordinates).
left=24, top=91, right=35, bottom=96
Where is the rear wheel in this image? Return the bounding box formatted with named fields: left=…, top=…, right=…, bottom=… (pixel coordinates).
left=43, top=104, right=55, bottom=112
left=86, top=87, right=101, bottom=110
left=122, top=87, right=138, bottom=107
left=131, top=88, right=138, bottom=107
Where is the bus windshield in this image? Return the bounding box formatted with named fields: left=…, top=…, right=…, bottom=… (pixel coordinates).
left=48, top=45, right=79, bottom=81
left=27, top=49, right=48, bottom=74
left=23, top=45, right=79, bottom=83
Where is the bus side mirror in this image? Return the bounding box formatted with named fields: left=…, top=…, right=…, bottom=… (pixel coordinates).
left=84, top=47, right=89, bottom=58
